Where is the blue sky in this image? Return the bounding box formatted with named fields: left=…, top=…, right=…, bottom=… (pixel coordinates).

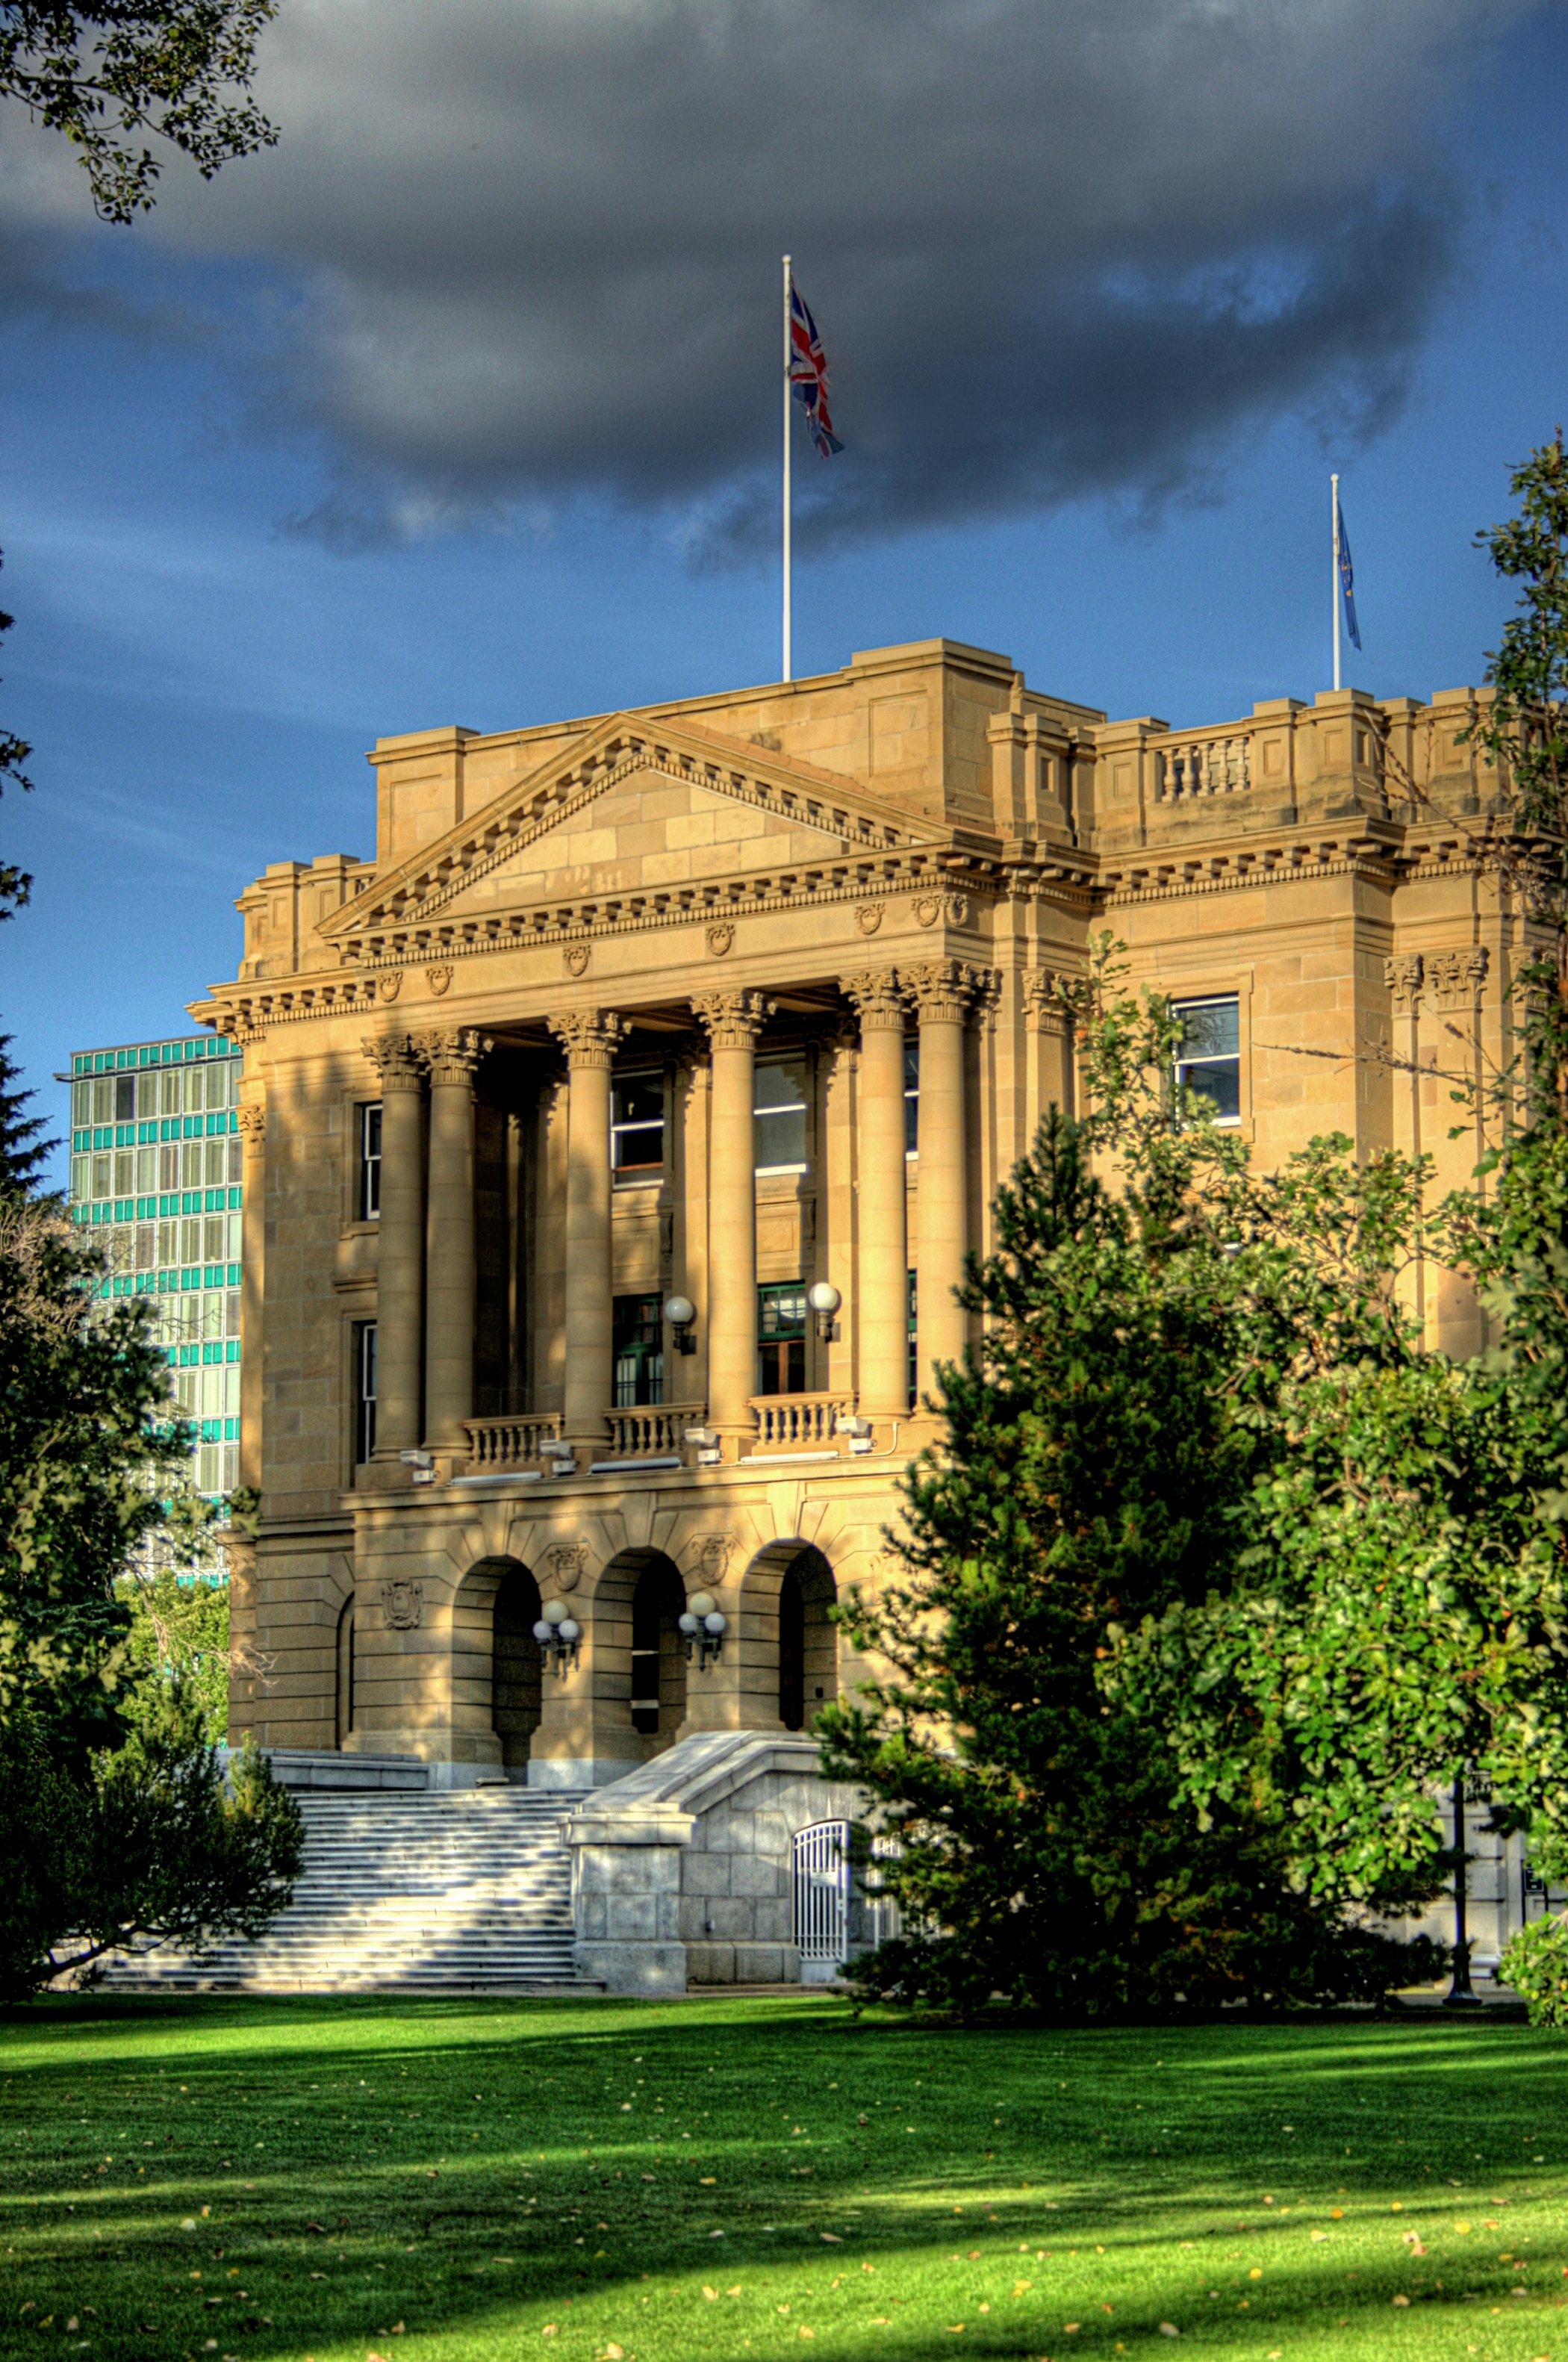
left=1, top=0, right=1566, bottom=1183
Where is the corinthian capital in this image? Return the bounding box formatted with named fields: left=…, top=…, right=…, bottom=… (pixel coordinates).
left=547, top=1010, right=626, bottom=1068
left=839, top=969, right=906, bottom=1033
left=690, top=989, right=775, bottom=1048
left=903, top=958, right=980, bottom=1025
left=361, top=1034, right=423, bottom=1093
left=1021, top=969, right=1073, bottom=1037
left=237, top=1102, right=267, bottom=1160
left=412, top=1027, right=493, bottom=1085
left=1384, top=954, right=1423, bottom=1013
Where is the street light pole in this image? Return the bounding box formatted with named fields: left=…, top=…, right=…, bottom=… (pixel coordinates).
left=1443, top=1766, right=1484, bottom=2010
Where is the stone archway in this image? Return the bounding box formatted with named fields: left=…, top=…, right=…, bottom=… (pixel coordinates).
left=740, top=1541, right=839, bottom=1732
left=452, top=1555, right=544, bottom=1778
left=576, top=1547, right=691, bottom=1766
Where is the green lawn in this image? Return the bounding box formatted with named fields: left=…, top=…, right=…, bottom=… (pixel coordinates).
left=2, top=1995, right=1567, bottom=2362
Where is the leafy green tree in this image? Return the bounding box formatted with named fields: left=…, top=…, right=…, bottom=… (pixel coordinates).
left=0, top=553, right=34, bottom=926
left=819, top=951, right=1446, bottom=2012
left=118, top=1541, right=231, bottom=1744
left=0, top=1682, right=303, bottom=1999
left=0, top=1, right=278, bottom=223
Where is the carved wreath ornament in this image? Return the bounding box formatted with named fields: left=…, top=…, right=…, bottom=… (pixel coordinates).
left=545, top=1542, right=588, bottom=1594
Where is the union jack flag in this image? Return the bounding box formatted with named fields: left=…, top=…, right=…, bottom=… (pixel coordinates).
left=788, top=282, right=844, bottom=459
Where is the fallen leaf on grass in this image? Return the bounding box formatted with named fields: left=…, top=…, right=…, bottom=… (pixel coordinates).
left=1159, top=2329, right=1180, bottom=2341
left=821, top=2233, right=841, bottom=2244
left=703, top=2287, right=718, bottom=2301
left=1393, top=2296, right=1410, bottom=2307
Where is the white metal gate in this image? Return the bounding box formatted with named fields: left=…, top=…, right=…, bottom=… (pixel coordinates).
left=793, top=1819, right=850, bottom=1982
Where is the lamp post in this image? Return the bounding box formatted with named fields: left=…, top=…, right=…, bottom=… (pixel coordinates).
left=1443, top=1766, right=1484, bottom=2010
left=807, top=1280, right=841, bottom=1343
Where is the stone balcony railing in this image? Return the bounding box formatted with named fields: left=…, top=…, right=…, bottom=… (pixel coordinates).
left=603, top=1406, right=702, bottom=1459
left=1155, top=724, right=1252, bottom=803
left=748, top=1392, right=856, bottom=1451
left=463, top=1412, right=564, bottom=1470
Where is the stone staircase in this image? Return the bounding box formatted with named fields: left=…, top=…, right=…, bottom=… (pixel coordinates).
left=98, top=1786, right=592, bottom=1992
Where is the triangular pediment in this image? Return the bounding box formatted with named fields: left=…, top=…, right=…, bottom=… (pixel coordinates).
left=320, top=713, right=945, bottom=944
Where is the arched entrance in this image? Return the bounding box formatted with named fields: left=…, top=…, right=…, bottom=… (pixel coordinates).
left=629, top=1555, right=688, bottom=1753
left=453, top=1555, right=544, bottom=1777
left=742, top=1541, right=839, bottom=1732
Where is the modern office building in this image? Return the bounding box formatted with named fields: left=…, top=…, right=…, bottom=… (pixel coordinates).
left=66, top=1029, right=246, bottom=1497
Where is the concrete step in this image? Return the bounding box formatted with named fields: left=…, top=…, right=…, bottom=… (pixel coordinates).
left=97, top=1783, right=593, bottom=1993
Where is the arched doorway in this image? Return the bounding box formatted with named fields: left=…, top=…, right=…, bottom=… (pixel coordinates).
left=629, top=1555, right=687, bottom=1754
left=335, top=1594, right=355, bottom=1748
left=453, top=1555, right=544, bottom=1778
left=741, top=1541, right=839, bottom=1732
left=493, top=1562, right=544, bottom=1773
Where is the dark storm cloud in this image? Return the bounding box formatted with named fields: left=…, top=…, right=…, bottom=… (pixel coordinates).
left=0, top=0, right=1543, bottom=551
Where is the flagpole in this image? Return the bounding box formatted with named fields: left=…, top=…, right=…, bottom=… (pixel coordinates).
left=1331, top=471, right=1341, bottom=694
left=783, top=255, right=792, bottom=684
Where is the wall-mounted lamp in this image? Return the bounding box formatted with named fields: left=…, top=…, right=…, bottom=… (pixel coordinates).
left=664, top=1294, right=697, bottom=1355
left=532, top=1596, right=582, bottom=1671
left=399, top=1448, right=437, bottom=1487
left=540, top=1439, right=578, bottom=1478
left=683, top=1424, right=722, bottom=1467
left=679, top=1590, right=727, bottom=1667
left=807, top=1281, right=842, bottom=1343
left=836, top=1413, right=874, bottom=1455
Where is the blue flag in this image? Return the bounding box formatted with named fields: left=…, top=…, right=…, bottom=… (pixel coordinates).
left=1336, top=494, right=1362, bottom=652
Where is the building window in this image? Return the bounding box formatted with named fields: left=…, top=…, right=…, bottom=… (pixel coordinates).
left=908, top=1268, right=918, bottom=1408
left=612, top=1072, right=664, bottom=1180
left=755, top=1058, right=809, bottom=1173
left=1172, top=995, right=1241, bottom=1124
left=757, top=1281, right=807, bottom=1396
left=905, top=1037, right=919, bottom=1154
left=613, top=1293, right=664, bottom=1407
left=359, top=1101, right=382, bottom=1219
left=354, top=1321, right=377, bottom=1463
left=114, top=1073, right=135, bottom=1123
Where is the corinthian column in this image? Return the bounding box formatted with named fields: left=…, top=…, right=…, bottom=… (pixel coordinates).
left=691, top=989, right=775, bottom=1452
left=905, top=960, right=976, bottom=1409
left=361, top=1034, right=425, bottom=1468
left=414, top=1027, right=491, bottom=1452
left=841, top=970, right=909, bottom=1420
left=547, top=1010, right=624, bottom=1453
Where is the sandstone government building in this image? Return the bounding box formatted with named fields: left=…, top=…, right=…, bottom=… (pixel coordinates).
left=181, top=638, right=1520, bottom=1986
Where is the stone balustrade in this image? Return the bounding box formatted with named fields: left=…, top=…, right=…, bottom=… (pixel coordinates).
left=603, top=1406, right=703, bottom=1459
left=1156, top=727, right=1252, bottom=802
left=463, top=1412, right=563, bottom=1470
left=750, top=1392, right=856, bottom=1451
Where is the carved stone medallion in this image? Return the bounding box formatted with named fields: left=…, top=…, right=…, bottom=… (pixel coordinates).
left=426, top=964, right=453, bottom=998
left=545, top=1541, right=588, bottom=1594
left=706, top=921, right=735, bottom=959
left=380, top=1578, right=423, bottom=1629
left=564, top=944, right=591, bottom=978
left=854, top=903, right=883, bottom=937
left=377, top=973, right=402, bottom=1004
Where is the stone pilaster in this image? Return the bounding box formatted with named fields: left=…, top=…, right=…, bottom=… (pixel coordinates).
left=413, top=1027, right=491, bottom=1455
left=841, top=969, right=909, bottom=1421
left=691, top=990, right=775, bottom=1453
left=547, top=1010, right=624, bottom=1453
left=904, top=960, right=977, bottom=1407
left=361, top=1034, right=425, bottom=1471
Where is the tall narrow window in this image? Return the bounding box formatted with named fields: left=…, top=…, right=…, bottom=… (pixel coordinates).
left=904, top=1037, right=919, bottom=1154
left=757, top=1281, right=807, bottom=1396
left=358, top=1101, right=382, bottom=1219
left=1172, top=995, right=1241, bottom=1124
left=754, top=1059, right=809, bottom=1173
left=612, top=1073, right=665, bottom=1179
left=907, top=1268, right=918, bottom=1409
left=613, top=1293, right=664, bottom=1406
left=354, top=1320, right=377, bottom=1462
